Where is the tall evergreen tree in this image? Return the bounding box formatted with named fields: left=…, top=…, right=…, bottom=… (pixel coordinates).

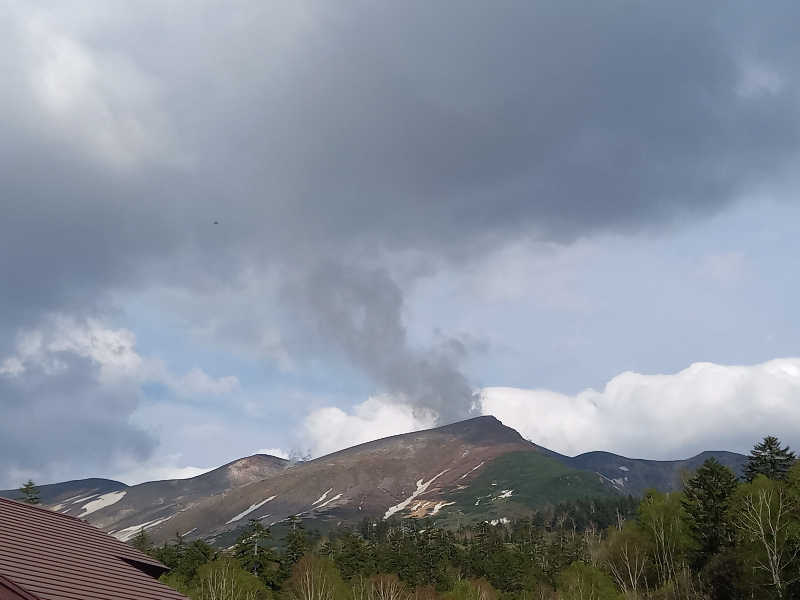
left=234, top=519, right=275, bottom=582
left=18, top=480, right=40, bottom=505
left=131, top=528, right=153, bottom=554
left=681, top=458, right=738, bottom=566
left=233, top=519, right=278, bottom=587
left=744, top=436, right=796, bottom=481
left=278, top=515, right=308, bottom=582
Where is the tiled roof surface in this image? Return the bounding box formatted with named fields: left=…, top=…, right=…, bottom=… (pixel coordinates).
left=0, top=573, right=40, bottom=600
left=0, top=497, right=188, bottom=600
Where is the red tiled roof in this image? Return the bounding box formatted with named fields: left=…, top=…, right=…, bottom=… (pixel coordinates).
left=0, top=497, right=188, bottom=600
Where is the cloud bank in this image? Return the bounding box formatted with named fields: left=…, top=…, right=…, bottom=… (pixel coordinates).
left=0, top=316, right=238, bottom=487
left=301, top=396, right=437, bottom=458
left=4, top=1, right=800, bottom=482
left=295, top=359, right=800, bottom=462
left=481, top=359, right=800, bottom=459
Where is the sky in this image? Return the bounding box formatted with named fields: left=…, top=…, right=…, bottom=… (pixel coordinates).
left=2, top=1, right=800, bottom=487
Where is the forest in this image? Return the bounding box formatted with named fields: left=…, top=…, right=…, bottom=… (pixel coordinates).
left=137, top=436, right=800, bottom=600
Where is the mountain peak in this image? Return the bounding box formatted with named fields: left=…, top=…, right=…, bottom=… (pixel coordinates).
left=435, top=414, right=527, bottom=445
left=219, top=454, right=288, bottom=486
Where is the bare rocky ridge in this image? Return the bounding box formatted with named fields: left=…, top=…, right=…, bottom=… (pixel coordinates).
left=0, top=416, right=746, bottom=545
left=142, top=415, right=535, bottom=543
left=0, top=454, right=288, bottom=538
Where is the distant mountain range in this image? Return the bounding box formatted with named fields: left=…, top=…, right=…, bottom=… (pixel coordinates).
left=0, top=416, right=746, bottom=545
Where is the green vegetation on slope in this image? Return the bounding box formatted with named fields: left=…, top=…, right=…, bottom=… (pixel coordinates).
left=448, top=451, right=618, bottom=522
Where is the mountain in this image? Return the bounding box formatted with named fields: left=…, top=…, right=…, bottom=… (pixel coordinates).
left=0, top=416, right=746, bottom=545
left=0, top=454, right=288, bottom=532
left=0, top=478, right=127, bottom=507
left=556, top=450, right=747, bottom=498
left=101, top=416, right=542, bottom=543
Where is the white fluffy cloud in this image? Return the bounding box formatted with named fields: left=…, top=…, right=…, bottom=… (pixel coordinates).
left=111, top=457, right=214, bottom=486
left=255, top=447, right=290, bottom=460
left=480, top=358, right=800, bottom=459
left=301, top=396, right=438, bottom=458
left=1, top=315, right=239, bottom=398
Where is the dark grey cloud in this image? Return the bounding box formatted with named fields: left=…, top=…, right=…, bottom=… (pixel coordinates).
left=2, top=0, right=800, bottom=477
left=0, top=350, right=155, bottom=488
left=286, top=262, right=476, bottom=423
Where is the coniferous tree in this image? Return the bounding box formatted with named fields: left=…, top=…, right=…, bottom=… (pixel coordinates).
left=744, top=436, right=796, bottom=481
left=18, top=480, right=40, bottom=505
left=681, top=458, right=738, bottom=566
left=279, top=515, right=308, bottom=582
left=234, top=519, right=275, bottom=582
left=131, top=528, right=153, bottom=554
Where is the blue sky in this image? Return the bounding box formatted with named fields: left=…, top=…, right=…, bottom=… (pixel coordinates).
left=2, top=1, right=800, bottom=486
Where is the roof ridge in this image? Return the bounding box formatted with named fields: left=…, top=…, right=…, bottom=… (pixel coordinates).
left=0, top=496, right=84, bottom=522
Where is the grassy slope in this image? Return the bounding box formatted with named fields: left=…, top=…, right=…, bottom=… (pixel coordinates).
left=444, top=451, right=618, bottom=523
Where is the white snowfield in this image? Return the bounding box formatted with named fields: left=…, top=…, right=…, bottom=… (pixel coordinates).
left=459, top=461, right=485, bottom=480
left=383, top=470, right=449, bottom=520
left=60, top=494, right=84, bottom=504
left=113, top=515, right=174, bottom=542
left=225, top=495, right=277, bottom=524
left=79, top=491, right=127, bottom=517
left=312, top=488, right=333, bottom=506
left=431, top=501, right=455, bottom=515
left=70, top=494, right=99, bottom=505
left=53, top=494, right=96, bottom=512
left=316, top=493, right=342, bottom=508
left=618, top=466, right=630, bottom=471
left=596, top=472, right=619, bottom=486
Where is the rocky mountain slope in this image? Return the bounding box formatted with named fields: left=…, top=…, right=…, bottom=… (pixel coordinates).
left=0, top=454, right=287, bottom=532
left=0, top=478, right=127, bottom=507
left=1, top=416, right=746, bottom=545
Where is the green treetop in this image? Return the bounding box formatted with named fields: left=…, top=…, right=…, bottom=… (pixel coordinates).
left=681, top=457, right=738, bottom=565
left=234, top=519, right=277, bottom=588
left=18, top=480, right=40, bottom=505
left=744, top=436, right=796, bottom=482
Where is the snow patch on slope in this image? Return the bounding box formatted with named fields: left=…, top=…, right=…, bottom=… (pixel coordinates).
left=459, top=461, right=485, bottom=480
left=79, top=491, right=127, bottom=517
left=384, top=470, right=449, bottom=520
left=431, top=501, right=455, bottom=515
left=312, top=488, right=333, bottom=506
left=70, top=494, right=98, bottom=505
left=226, top=495, right=277, bottom=524
left=316, top=493, right=342, bottom=508
left=113, top=515, right=174, bottom=542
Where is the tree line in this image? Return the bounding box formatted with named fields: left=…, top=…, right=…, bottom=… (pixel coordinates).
left=127, top=435, right=800, bottom=599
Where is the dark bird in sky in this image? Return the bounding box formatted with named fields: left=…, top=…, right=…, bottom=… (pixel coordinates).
left=213, top=221, right=219, bottom=224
